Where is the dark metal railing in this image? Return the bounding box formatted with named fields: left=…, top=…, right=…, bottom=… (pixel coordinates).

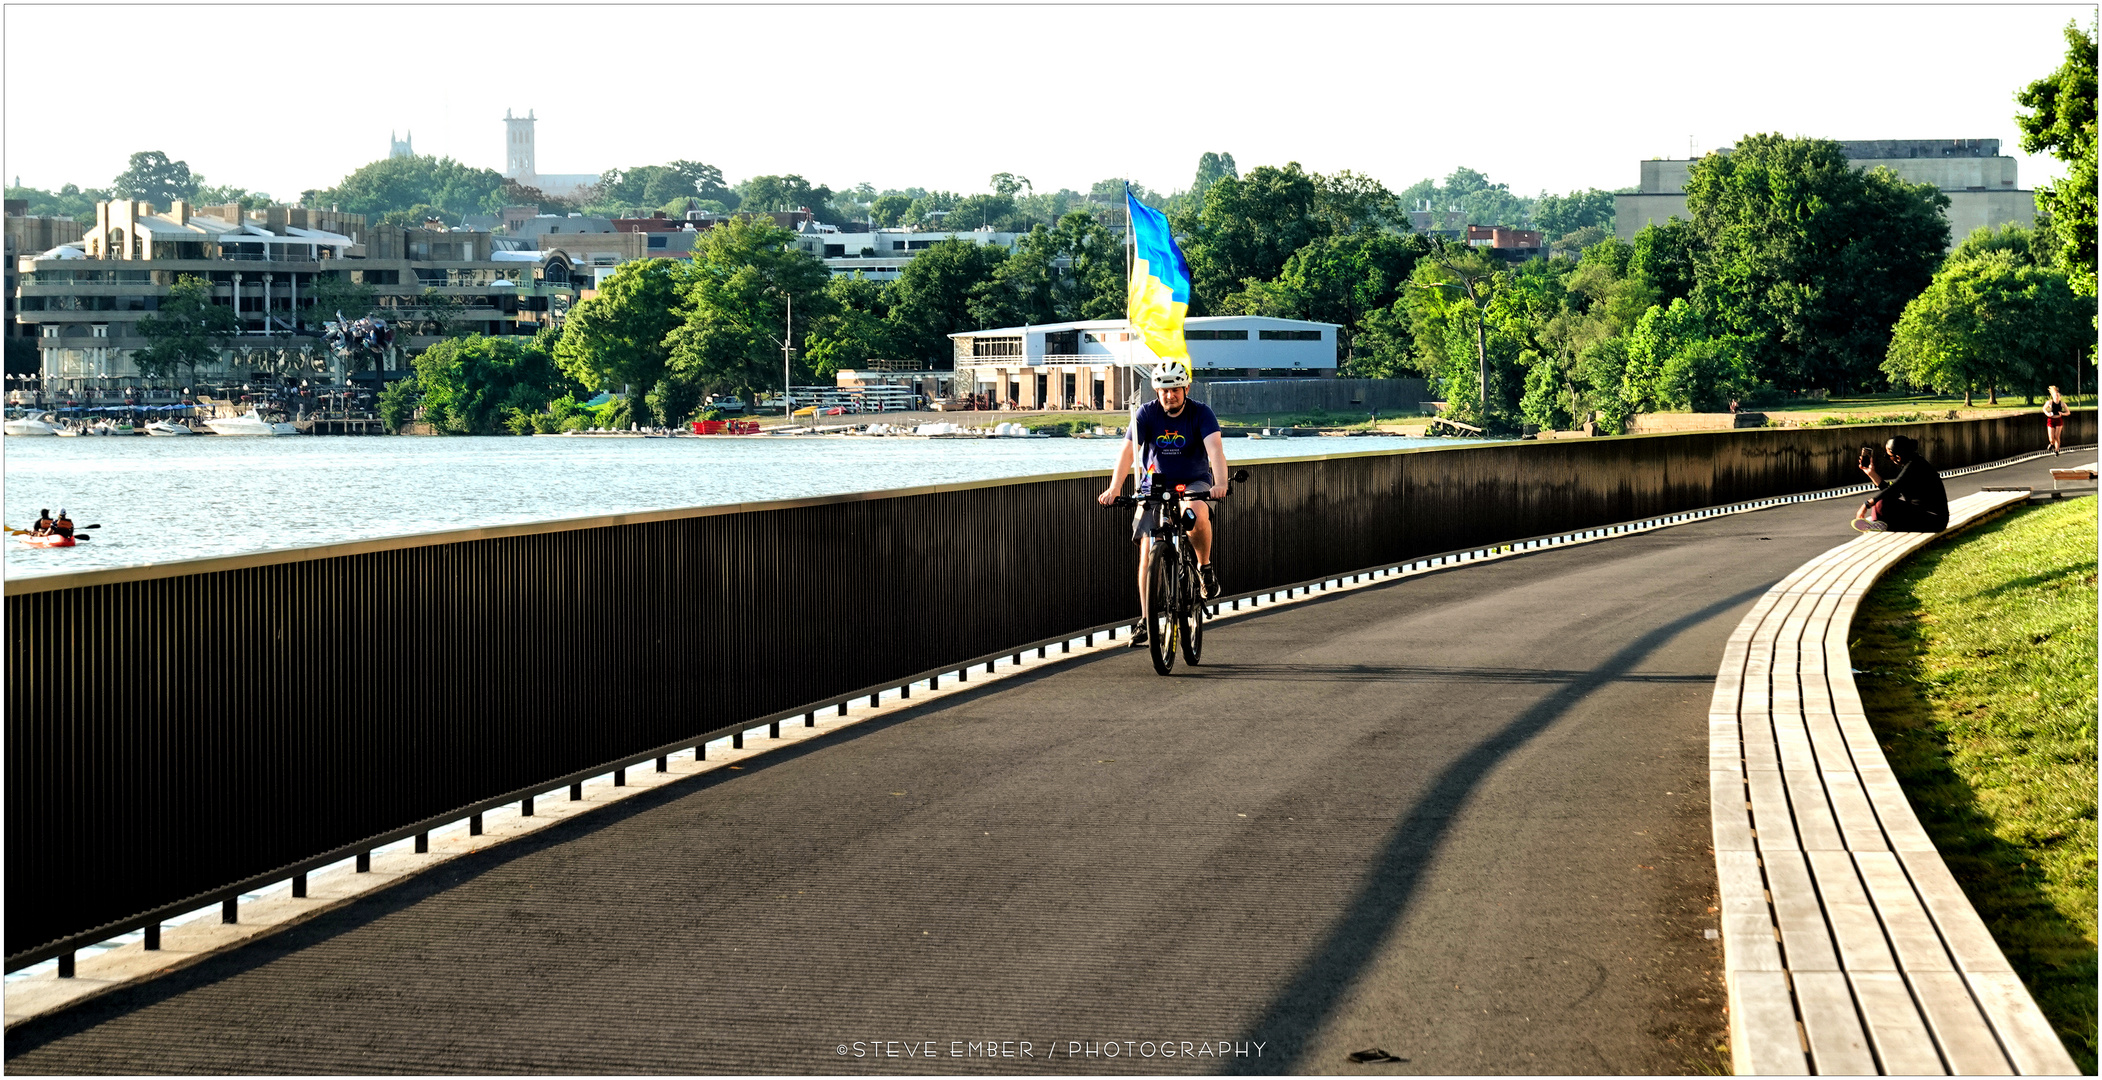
left=5, top=412, right=2090, bottom=969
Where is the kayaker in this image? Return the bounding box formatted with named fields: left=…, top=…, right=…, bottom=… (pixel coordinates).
left=30, top=509, right=52, bottom=536
left=51, top=510, right=73, bottom=540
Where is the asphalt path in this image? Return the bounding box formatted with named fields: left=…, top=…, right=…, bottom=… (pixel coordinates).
left=6, top=454, right=2077, bottom=1075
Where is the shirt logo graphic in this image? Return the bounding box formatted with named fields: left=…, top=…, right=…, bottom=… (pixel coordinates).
left=1154, top=430, right=1187, bottom=449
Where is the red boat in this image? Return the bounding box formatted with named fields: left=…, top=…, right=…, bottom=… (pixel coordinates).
left=17, top=534, right=75, bottom=548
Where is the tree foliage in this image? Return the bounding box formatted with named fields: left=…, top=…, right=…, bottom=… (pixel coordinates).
left=1885, top=248, right=2090, bottom=403
left=554, top=257, right=688, bottom=407
left=2016, top=17, right=2099, bottom=295
left=133, top=275, right=238, bottom=382
left=1685, top=134, right=1949, bottom=392
left=412, top=334, right=570, bottom=435
left=112, top=151, right=197, bottom=207
left=310, top=156, right=509, bottom=221
left=664, top=217, right=833, bottom=411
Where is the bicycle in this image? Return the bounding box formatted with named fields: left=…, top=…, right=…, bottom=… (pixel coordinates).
left=1113, top=468, right=1249, bottom=676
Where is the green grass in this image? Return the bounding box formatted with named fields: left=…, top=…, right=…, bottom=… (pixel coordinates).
left=1753, top=391, right=2095, bottom=415
left=1852, top=497, right=2099, bottom=1070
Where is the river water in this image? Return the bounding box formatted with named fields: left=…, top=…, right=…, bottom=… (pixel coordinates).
left=3, top=433, right=1462, bottom=578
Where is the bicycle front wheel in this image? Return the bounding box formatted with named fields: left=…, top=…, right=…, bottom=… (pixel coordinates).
left=1148, top=546, right=1177, bottom=675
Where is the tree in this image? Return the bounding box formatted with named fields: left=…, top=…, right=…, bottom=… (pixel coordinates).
left=1533, top=189, right=1617, bottom=239
left=1220, top=229, right=1430, bottom=366
left=412, top=334, right=568, bottom=435
left=6, top=181, right=111, bottom=223
left=133, top=275, right=238, bottom=383
left=1628, top=219, right=1700, bottom=304
left=377, top=376, right=419, bottom=433
left=989, top=173, right=1031, bottom=198
left=1885, top=250, right=2090, bottom=404
left=192, top=182, right=270, bottom=212
left=948, top=192, right=1019, bottom=231
left=804, top=275, right=900, bottom=377
left=1190, top=152, right=1238, bottom=204
left=885, top=237, right=1012, bottom=364
left=1405, top=247, right=1508, bottom=426
left=1685, top=134, right=1949, bottom=392
left=553, top=257, right=688, bottom=415
left=111, top=151, right=196, bottom=207
left=664, top=217, right=833, bottom=407
left=1179, top=163, right=1327, bottom=312
left=869, top=194, right=911, bottom=228
left=313, top=156, right=508, bottom=221
left=737, top=174, right=839, bottom=224
left=2016, top=17, right=2099, bottom=295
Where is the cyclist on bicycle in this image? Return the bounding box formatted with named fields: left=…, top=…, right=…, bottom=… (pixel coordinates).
left=1096, top=362, right=1229, bottom=646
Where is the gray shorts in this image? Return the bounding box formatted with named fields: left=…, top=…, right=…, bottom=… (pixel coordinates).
left=1131, top=480, right=1211, bottom=543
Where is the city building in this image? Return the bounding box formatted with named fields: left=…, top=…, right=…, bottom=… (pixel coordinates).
left=4, top=200, right=86, bottom=376
left=12, top=199, right=576, bottom=389
left=1614, top=138, right=2035, bottom=243
left=1466, top=224, right=1545, bottom=261
left=501, top=108, right=601, bottom=201
left=948, top=315, right=1340, bottom=411
left=815, top=227, right=1028, bottom=280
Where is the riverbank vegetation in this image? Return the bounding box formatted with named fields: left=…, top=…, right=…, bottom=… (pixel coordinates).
left=1852, top=498, right=2099, bottom=1070
left=20, top=24, right=2089, bottom=437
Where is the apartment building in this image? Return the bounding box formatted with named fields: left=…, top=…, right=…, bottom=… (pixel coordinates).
left=13, top=199, right=575, bottom=388
left=1614, top=138, right=2035, bottom=243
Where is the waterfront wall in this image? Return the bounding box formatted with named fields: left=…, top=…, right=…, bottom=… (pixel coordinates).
left=4, top=411, right=2090, bottom=967
left=1192, top=378, right=1424, bottom=416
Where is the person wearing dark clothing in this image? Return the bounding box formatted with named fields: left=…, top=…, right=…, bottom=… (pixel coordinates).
left=50, top=509, right=74, bottom=540
left=30, top=509, right=53, bottom=537
left=1853, top=435, right=1947, bottom=533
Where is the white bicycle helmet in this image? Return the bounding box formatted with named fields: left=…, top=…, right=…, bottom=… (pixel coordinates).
left=1150, top=362, right=1191, bottom=389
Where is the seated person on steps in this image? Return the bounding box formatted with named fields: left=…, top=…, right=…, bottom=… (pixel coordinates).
left=1853, top=435, right=1948, bottom=533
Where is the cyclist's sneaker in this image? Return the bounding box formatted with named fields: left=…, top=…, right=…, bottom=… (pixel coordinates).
left=1129, top=622, right=1150, bottom=648
left=1200, top=564, right=1221, bottom=598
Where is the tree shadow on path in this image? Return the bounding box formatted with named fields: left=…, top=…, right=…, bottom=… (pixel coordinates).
left=1224, top=584, right=1768, bottom=1074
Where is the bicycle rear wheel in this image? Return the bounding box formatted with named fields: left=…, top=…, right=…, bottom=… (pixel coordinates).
left=1179, top=552, right=1204, bottom=666
left=1148, top=546, right=1177, bottom=675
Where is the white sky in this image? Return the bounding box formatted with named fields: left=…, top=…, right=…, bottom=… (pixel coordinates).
left=4, top=3, right=2091, bottom=203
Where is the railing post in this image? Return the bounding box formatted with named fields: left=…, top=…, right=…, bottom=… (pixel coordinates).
left=470, top=813, right=484, bottom=834
left=356, top=852, right=371, bottom=873
left=986, top=660, right=995, bottom=673
left=523, top=795, right=536, bottom=816
left=769, top=720, right=780, bottom=739
left=293, top=873, right=308, bottom=897
left=56, top=952, right=74, bottom=978
left=144, top=924, right=160, bottom=951
left=837, top=702, right=847, bottom=716
left=733, top=730, right=743, bottom=749
left=656, top=755, right=668, bottom=772
left=571, top=781, right=585, bottom=798
left=222, top=898, right=238, bottom=924
left=870, top=693, right=881, bottom=706
left=414, top=833, right=428, bottom=853
left=901, top=683, right=910, bottom=699
left=805, top=711, right=815, bottom=727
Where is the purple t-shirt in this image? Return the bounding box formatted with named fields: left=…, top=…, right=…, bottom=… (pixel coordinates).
left=1129, top=399, right=1220, bottom=493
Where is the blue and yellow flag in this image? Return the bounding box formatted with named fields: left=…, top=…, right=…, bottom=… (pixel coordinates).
left=1126, top=191, right=1191, bottom=378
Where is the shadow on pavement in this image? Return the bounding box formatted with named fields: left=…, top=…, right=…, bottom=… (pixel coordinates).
left=1224, top=583, right=1769, bottom=1074
left=1187, top=662, right=1713, bottom=685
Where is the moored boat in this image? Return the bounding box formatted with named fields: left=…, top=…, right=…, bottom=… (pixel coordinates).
left=3, top=415, right=59, bottom=436
left=145, top=420, right=195, bottom=436
left=205, top=409, right=299, bottom=436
